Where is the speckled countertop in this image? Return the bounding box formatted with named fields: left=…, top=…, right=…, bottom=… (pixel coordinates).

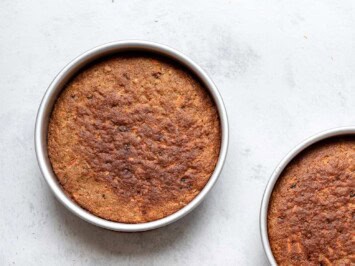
left=0, top=0, right=354, bottom=265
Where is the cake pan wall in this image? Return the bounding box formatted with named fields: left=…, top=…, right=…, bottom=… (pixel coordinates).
left=35, top=40, right=229, bottom=232
left=259, top=126, right=355, bottom=265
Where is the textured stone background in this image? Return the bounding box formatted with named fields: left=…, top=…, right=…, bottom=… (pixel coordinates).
left=0, top=0, right=354, bottom=265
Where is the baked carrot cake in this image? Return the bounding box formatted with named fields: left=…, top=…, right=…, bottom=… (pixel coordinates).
left=47, top=53, right=221, bottom=223
left=268, top=137, right=355, bottom=265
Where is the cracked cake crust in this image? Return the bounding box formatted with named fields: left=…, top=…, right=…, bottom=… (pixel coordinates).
left=268, top=137, right=355, bottom=265
left=47, top=54, right=221, bottom=223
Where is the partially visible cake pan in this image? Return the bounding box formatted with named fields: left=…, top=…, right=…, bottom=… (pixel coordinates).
left=259, top=126, right=355, bottom=265
left=35, top=41, right=229, bottom=232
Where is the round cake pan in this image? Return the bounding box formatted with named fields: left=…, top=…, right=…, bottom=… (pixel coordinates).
left=35, top=40, right=229, bottom=232
left=259, top=126, right=355, bottom=265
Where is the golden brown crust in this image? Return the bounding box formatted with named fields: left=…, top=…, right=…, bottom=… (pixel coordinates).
left=268, top=137, right=355, bottom=265
left=48, top=54, right=221, bottom=223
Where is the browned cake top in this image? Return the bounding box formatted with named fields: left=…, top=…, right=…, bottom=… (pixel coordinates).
left=48, top=54, right=221, bottom=223
left=268, top=137, right=355, bottom=265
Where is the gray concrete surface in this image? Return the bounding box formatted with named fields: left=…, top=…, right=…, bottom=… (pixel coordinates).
left=0, top=0, right=354, bottom=265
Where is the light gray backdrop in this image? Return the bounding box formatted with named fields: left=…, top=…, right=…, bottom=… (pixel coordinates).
left=1, top=0, right=354, bottom=265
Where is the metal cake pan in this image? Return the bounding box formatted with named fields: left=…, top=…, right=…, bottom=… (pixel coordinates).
left=35, top=40, right=229, bottom=232
left=259, top=126, right=355, bottom=265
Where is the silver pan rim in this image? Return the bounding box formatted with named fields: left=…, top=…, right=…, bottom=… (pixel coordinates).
left=259, top=126, right=355, bottom=265
left=34, top=40, right=229, bottom=232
